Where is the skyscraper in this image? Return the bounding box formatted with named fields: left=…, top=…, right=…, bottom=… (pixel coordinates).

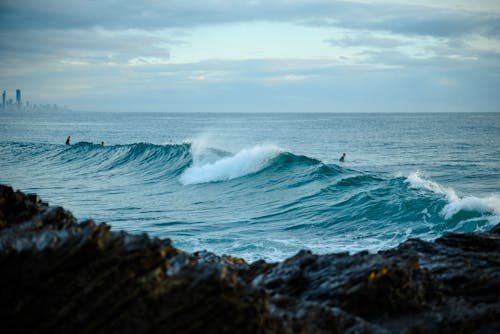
left=16, top=89, right=21, bottom=106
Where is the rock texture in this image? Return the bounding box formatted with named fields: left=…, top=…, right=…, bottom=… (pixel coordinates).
left=0, top=184, right=499, bottom=333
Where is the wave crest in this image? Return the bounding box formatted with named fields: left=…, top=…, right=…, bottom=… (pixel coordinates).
left=406, top=172, right=500, bottom=220
left=180, top=145, right=282, bottom=185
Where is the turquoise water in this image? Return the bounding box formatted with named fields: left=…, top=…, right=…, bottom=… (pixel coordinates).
left=1, top=111, right=499, bottom=261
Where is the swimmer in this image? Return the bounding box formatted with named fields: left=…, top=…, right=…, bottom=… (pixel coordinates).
left=339, top=153, right=346, bottom=162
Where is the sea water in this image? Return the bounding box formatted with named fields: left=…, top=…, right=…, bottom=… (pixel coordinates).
left=1, top=111, right=499, bottom=261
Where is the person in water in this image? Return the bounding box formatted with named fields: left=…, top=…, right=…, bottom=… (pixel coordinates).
left=101, top=141, right=105, bottom=146
left=65, top=136, right=71, bottom=145
left=339, top=153, right=346, bottom=162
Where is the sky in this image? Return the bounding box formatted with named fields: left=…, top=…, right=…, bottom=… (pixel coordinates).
left=1, top=0, right=499, bottom=112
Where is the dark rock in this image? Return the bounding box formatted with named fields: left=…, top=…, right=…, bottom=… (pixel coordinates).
left=489, top=222, right=500, bottom=234
left=1, top=184, right=499, bottom=333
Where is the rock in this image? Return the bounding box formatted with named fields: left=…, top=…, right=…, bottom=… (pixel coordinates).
left=489, top=223, right=500, bottom=234
left=0, top=184, right=499, bottom=333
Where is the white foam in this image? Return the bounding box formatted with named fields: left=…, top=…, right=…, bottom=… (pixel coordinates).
left=180, top=145, right=281, bottom=185
left=406, top=172, right=500, bottom=220
left=441, top=195, right=500, bottom=220
left=406, top=171, right=459, bottom=202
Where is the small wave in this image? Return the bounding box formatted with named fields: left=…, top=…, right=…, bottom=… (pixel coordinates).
left=406, top=172, right=500, bottom=220
left=5, top=141, right=193, bottom=180
left=180, top=145, right=282, bottom=185
left=406, top=171, right=459, bottom=202
left=335, top=174, right=384, bottom=187
left=441, top=195, right=500, bottom=220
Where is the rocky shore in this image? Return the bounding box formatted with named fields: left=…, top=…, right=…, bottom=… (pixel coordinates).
left=1, top=184, right=499, bottom=333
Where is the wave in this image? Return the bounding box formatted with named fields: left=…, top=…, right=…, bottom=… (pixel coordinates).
left=178, top=141, right=335, bottom=185
left=64, top=142, right=191, bottom=173
left=180, top=145, right=283, bottom=185
left=405, top=172, right=500, bottom=220
left=2, top=140, right=498, bottom=248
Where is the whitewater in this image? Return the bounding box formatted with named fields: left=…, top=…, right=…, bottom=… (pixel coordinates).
left=1, top=112, right=499, bottom=261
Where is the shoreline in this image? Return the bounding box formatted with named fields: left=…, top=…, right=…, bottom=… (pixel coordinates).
left=1, top=184, right=499, bottom=333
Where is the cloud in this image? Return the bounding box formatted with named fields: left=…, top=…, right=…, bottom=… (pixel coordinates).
left=1, top=0, right=499, bottom=40
left=302, top=3, right=500, bottom=39
left=325, top=32, right=409, bottom=49
left=3, top=54, right=497, bottom=113
left=263, top=74, right=316, bottom=86
left=0, top=0, right=290, bottom=30
left=0, top=28, right=172, bottom=66
left=1, top=1, right=499, bottom=113
left=436, top=77, right=458, bottom=87
left=365, top=11, right=500, bottom=38
left=2, top=1, right=499, bottom=68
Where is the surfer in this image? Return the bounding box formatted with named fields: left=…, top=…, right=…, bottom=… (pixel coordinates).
left=339, top=153, right=346, bottom=162
left=65, top=136, right=71, bottom=145
left=101, top=141, right=105, bottom=146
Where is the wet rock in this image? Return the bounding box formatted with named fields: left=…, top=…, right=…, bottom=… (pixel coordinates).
left=0, top=184, right=499, bottom=333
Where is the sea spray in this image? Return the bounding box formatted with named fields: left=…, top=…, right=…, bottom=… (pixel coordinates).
left=406, top=172, right=500, bottom=220
left=180, top=144, right=282, bottom=185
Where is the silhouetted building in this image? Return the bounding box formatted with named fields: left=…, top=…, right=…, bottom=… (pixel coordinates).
left=16, top=89, right=21, bottom=106
left=0, top=88, right=69, bottom=112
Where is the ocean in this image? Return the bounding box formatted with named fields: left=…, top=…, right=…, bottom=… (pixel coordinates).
left=1, top=111, right=499, bottom=262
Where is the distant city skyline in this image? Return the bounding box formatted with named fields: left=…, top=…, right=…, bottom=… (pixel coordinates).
left=1, top=89, right=22, bottom=109
left=1, top=88, right=67, bottom=112
left=1, top=0, right=499, bottom=113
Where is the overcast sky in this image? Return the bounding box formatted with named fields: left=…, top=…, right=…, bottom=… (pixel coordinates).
left=1, top=0, right=499, bottom=112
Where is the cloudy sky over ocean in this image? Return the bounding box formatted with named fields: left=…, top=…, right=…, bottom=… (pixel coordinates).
left=1, top=0, right=499, bottom=112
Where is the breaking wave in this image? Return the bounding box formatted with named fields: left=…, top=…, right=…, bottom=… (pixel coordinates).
left=1, top=141, right=498, bottom=261
left=406, top=172, right=500, bottom=220
left=180, top=145, right=282, bottom=185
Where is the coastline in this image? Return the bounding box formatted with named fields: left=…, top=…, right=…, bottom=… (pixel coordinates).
left=1, top=184, right=499, bottom=333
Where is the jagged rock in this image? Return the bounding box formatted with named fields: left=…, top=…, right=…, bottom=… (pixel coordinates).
left=0, top=184, right=499, bottom=333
